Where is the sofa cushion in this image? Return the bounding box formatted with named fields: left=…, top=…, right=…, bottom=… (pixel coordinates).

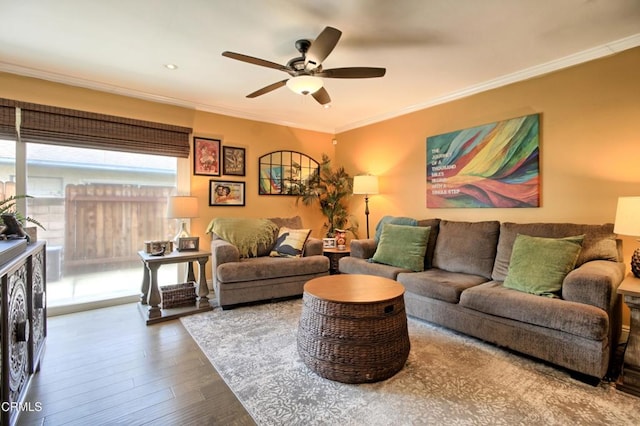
left=207, top=217, right=279, bottom=258
left=338, top=256, right=410, bottom=280
left=217, top=255, right=328, bottom=283
left=371, top=224, right=430, bottom=272
left=416, top=218, right=441, bottom=269
left=270, top=227, right=311, bottom=258
left=460, top=281, right=609, bottom=340
left=492, top=222, right=619, bottom=281
left=397, top=269, right=488, bottom=303
left=374, top=215, right=418, bottom=242
left=432, top=220, right=500, bottom=279
left=503, top=234, right=584, bottom=297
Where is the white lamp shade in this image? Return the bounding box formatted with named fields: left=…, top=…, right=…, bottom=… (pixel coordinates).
left=614, top=196, right=640, bottom=236
left=286, top=76, right=323, bottom=95
left=353, top=175, right=379, bottom=195
left=167, top=196, right=199, bottom=219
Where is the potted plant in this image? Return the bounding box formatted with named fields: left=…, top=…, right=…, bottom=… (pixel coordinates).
left=297, top=154, right=358, bottom=238
left=0, top=195, right=46, bottom=240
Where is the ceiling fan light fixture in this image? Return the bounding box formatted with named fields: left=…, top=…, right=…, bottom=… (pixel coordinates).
left=286, top=75, right=323, bottom=95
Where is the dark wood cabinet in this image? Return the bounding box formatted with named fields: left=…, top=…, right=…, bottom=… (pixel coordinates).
left=1, top=241, right=46, bottom=425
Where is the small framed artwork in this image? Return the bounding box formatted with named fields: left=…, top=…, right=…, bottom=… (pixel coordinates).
left=223, top=146, right=246, bottom=176
left=177, top=237, right=199, bottom=252
left=194, top=137, right=221, bottom=176
left=209, top=180, right=246, bottom=206
left=322, top=238, right=337, bottom=249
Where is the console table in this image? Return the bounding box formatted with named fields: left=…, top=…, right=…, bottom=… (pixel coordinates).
left=618, top=273, right=640, bottom=397
left=138, top=249, right=212, bottom=325
left=0, top=241, right=46, bottom=426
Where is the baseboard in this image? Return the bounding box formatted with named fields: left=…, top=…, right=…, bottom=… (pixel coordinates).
left=47, top=294, right=140, bottom=317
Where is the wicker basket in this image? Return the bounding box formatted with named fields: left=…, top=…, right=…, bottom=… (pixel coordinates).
left=297, top=291, right=410, bottom=383
left=160, top=282, right=196, bottom=309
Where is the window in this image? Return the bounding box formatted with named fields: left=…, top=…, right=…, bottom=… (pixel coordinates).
left=1, top=98, right=192, bottom=311
left=26, top=143, right=179, bottom=307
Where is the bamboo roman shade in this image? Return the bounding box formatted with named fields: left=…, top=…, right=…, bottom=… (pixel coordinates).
left=0, top=98, right=192, bottom=158
left=0, top=99, right=16, bottom=139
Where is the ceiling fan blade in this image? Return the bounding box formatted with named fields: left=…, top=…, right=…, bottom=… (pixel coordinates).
left=246, top=79, right=288, bottom=98
left=305, top=26, right=342, bottom=70
left=311, top=87, right=331, bottom=105
left=316, top=67, right=386, bottom=79
left=222, top=51, right=288, bottom=72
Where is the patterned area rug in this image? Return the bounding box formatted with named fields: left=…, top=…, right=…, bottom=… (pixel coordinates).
left=181, top=299, right=639, bottom=425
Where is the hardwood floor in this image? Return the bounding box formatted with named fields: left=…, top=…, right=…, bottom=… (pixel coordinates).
left=18, top=303, right=255, bottom=426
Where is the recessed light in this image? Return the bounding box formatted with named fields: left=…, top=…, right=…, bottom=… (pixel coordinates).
left=164, top=64, right=179, bottom=70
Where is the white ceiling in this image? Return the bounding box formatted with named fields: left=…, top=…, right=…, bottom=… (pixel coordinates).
left=1, top=0, right=639, bottom=133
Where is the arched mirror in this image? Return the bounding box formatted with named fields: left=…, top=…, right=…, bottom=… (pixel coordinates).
left=258, top=150, right=319, bottom=195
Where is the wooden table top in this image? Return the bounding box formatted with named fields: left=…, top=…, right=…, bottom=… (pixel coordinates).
left=323, top=246, right=350, bottom=254
left=304, top=274, right=404, bottom=303
left=137, top=249, right=211, bottom=264
left=619, top=273, right=640, bottom=297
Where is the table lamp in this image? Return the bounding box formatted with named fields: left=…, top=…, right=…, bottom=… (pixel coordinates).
left=353, top=175, right=379, bottom=239
left=167, top=196, right=199, bottom=241
left=614, top=196, right=640, bottom=278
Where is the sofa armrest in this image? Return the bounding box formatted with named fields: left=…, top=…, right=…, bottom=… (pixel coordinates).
left=562, top=260, right=625, bottom=312
left=211, top=238, right=240, bottom=265
left=350, top=238, right=378, bottom=259
left=304, top=238, right=324, bottom=256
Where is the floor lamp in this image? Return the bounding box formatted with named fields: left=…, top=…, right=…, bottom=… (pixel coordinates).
left=353, top=175, right=379, bottom=239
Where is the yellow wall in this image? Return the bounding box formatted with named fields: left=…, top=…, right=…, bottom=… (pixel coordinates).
left=337, top=46, right=640, bottom=270
left=189, top=111, right=332, bottom=239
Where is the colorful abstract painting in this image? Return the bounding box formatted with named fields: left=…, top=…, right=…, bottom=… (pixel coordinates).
left=426, top=114, right=539, bottom=208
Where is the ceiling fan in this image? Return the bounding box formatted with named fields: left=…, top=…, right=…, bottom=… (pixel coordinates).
left=222, top=26, right=386, bottom=105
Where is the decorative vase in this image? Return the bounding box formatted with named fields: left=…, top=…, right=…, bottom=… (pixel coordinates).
left=632, top=248, right=640, bottom=278
left=335, top=229, right=347, bottom=250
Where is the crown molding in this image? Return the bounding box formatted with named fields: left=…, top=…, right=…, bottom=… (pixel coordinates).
left=2, top=33, right=638, bottom=136
left=335, top=33, right=640, bottom=133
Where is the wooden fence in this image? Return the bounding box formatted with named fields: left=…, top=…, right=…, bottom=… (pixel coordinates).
left=64, top=183, right=174, bottom=272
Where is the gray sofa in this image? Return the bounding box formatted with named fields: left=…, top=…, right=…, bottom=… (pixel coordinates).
left=339, top=219, right=625, bottom=381
left=210, top=216, right=329, bottom=309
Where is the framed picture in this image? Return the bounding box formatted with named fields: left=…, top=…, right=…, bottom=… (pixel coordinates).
left=426, top=114, right=540, bottom=208
left=194, top=137, right=221, bottom=176
left=209, top=180, right=245, bottom=206
left=322, top=238, right=337, bottom=249
left=223, top=146, right=246, bottom=176
left=177, top=236, right=199, bottom=252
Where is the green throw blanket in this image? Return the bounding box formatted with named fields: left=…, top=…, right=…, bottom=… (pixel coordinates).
left=206, top=217, right=279, bottom=258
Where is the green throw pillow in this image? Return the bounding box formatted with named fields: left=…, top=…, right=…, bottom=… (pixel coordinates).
left=270, top=227, right=311, bottom=258
left=503, top=234, right=585, bottom=296
left=371, top=224, right=430, bottom=272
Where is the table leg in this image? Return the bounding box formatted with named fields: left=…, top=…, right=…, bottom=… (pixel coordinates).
left=196, top=257, right=209, bottom=308
left=186, top=261, right=196, bottom=283
left=619, top=294, right=640, bottom=396
left=147, top=263, right=162, bottom=319
left=140, top=259, right=150, bottom=305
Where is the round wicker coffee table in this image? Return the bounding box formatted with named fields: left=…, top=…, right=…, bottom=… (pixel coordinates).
left=297, top=274, right=410, bottom=383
